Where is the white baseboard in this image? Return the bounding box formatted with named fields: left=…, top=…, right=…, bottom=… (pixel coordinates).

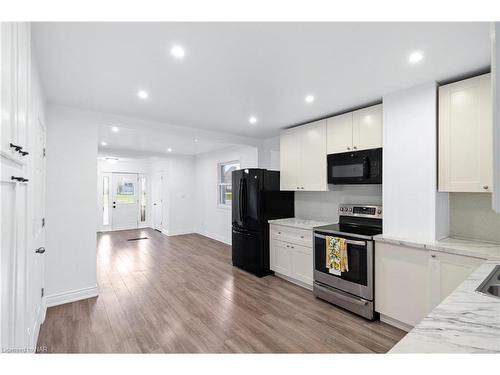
left=46, top=285, right=98, bottom=308
left=196, top=230, right=231, bottom=245
left=379, top=313, right=413, bottom=332
left=162, top=228, right=195, bottom=236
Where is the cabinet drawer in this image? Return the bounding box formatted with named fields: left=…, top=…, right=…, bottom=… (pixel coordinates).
left=270, top=225, right=312, bottom=247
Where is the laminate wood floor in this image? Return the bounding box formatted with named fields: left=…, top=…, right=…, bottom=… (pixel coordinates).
left=37, top=228, right=406, bottom=353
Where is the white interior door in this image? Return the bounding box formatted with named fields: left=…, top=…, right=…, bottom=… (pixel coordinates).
left=111, top=173, right=139, bottom=231
left=152, top=171, right=163, bottom=231
left=26, top=117, right=46, bottom=347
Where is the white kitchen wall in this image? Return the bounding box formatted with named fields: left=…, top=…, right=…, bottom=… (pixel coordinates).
left=152, top=156, right=196, bottom=236
left=493, top=22, right=500, bottom=213
left=45, top=105, right=98, bottom=306
left=194, top=145, right=259, bottom=244
left=382, top=82, right=449, bottom=242
left=258, top=136, right=280, bottom=171
left=450, top=193, right=500, bottom=243
left=295, top=186, right=382, bottom=222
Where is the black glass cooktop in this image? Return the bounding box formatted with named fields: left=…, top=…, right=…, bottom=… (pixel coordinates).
left=314, top=223, right=382, bottom=239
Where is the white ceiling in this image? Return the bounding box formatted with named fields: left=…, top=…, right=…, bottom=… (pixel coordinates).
left=33, top=22, right=491, bottom=140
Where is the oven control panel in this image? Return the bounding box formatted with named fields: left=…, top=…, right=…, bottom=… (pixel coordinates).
left=338, top=204, right=382, bottom=219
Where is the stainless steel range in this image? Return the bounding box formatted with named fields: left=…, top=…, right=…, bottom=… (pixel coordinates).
left=313, top=204, right=382, bottom=320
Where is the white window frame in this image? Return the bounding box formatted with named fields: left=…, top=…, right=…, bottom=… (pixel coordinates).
left=217, top=160, right=240, bottom=208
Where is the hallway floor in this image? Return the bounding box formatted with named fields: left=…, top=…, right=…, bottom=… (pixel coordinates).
left=37, top=228, right=405, bottom=353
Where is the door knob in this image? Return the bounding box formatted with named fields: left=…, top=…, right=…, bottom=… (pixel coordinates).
left=35, top=247, right=46, bottom=254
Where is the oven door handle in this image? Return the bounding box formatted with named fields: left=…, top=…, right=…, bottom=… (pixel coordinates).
left=314, top=233, right=366, bottom=246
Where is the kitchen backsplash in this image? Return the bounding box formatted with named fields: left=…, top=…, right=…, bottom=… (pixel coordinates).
left=295, top=185, right=382, bottom=222
left=450, top=193, right=500, bottom=243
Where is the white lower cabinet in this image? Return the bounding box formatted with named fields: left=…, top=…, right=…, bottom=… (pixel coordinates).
left=375, top=242, right=431, bottom=328
left=269, top=224, right=313, bottom=288
left=375, top=241, right=485, bottom=330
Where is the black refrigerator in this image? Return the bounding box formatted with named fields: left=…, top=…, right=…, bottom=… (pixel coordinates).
left=232, top=168, right=294, bottom=277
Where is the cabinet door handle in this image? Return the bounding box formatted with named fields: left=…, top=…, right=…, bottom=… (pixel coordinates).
left=353, top=146, right=357, bottom=150
left=483, top=185, right=489, bottom=190
left=9, top=143, right=22, bottom=151
left=431, top=254, right=436, bottom=258
left=20, top=150, right=29, bottom=156
left=35, top=247, right=46, bottom=254
left=11, top=176, right=24, bottom=182
left=347, top=147, right=351, bottom=150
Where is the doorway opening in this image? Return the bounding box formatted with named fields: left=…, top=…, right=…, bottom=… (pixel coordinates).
left=99, top=172, right=148, bottom=231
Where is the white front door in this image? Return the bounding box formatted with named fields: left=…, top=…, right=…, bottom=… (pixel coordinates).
left=26, top=118, right=46, bottom=348
left=152, top=171, right=163, bottom=231
left=111, top=173, right=139, bottom=231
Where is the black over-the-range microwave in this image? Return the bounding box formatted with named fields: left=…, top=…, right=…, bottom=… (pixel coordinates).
left=327, top=147, right=382, bottom=185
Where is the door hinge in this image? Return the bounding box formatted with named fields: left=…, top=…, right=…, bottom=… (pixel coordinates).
left=42, top=217, right=45, bottom=228
left=41, top=288, right=44, bottom=298
left=43, top=148, right=46, bottom=157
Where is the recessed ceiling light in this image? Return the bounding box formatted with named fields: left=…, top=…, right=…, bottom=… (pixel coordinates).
left=100, top=141, right=107, bottom=146
left=167, top=148, right=172, bottom=152
left=194, top=138, right=198, bottom=142
left=249, top=116, right=258, bottom=124
left=305, top=95, right=315, bottom=103
left=111, top=126, right=119, bottom=132
left=171, top=45, right=185, bottom=59
left=408, top=51, right=423, bottom=64
left=105, top=157, right=119, bottom=164
left=137, top=90, right=149, bottom=100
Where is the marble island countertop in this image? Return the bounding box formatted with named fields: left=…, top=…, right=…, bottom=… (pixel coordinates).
left=374, top=234, right=500, bottom=260
left=267, top=217, right=335, bottom=230
left=390, top=260, right=500, bottom=353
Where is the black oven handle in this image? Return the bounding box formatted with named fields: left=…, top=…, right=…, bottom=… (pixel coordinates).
left=314, top=233, right=366, bottom=246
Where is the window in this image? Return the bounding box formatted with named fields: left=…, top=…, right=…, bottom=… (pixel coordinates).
left=218, top=161, right=240, bottom=207
left=102, top=176, right=110, bottom=225
left=116, top=176, right=136, bottom=204
left=140, top=176, right=147, bottom=222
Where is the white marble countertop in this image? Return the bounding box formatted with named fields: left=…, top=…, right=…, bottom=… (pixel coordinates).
left=268, top=217, right=334, bottom=230
left=390, top=260, right=500, bottom=353
left=374, top=234, right=500, bottom=260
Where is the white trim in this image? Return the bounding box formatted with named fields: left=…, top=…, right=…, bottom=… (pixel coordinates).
left=46, top=285, right=98, bottom=307
left=379, top=313, right=413, bottom=332
left=273, top=272, right=313, bottom=290
left=196, top=230, right=231, bottom=245
left=161, top=228, right=195, bottom=237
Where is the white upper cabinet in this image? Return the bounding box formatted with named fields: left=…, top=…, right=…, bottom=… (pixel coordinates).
left=299, top=120, right=327, bottom=191
left=280, top=127, right=302, bottom=190
left=439, top=74, right=493, bottom=192
left=280, top=119, right=327, bottom=191
left=353, top=104, right=383, bottom=151
left=1, top=22, right=30, bottom=164
left=326, top=112, right=353, bottom=153
left=327, top=104, right=383, bottom=154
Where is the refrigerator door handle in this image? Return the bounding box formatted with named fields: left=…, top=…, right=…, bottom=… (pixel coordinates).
left=242, top=178, right=248, bottom=222
left=238, top=178, right=243, bottom=222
